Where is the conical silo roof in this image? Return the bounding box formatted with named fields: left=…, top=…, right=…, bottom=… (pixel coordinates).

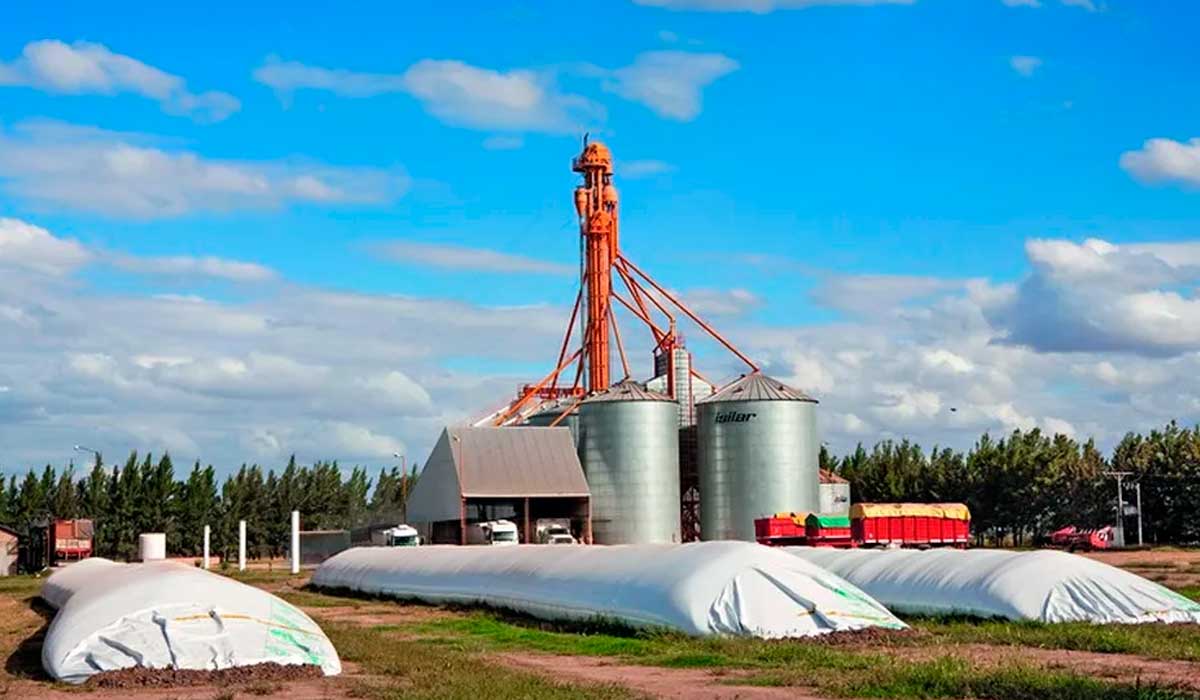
left=698, top=373, right=817, bottom=404
left=582, top=378, right=674, bottom=403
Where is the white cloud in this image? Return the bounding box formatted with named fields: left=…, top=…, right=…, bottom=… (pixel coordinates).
left=0, top=217, right=90, bottom=275
left=1121, top=137, right=1200, bottom=189
left=634, top=0, right=914, bottom=12
left=1010, top=55, right=1043, bottom=77
left=621, top=159, right=677, bottom=178
left=1001, top=0, right=1097, bottom=8
left=330, top=423, right=405, bottom=458
left=1043, top=416, right=1076, bottom=437
left=107, top=254, right=277, bottom=282
left=482, top=135, right=524, bottom=150
left=371, top=240, right=574, bottom=275
left=0, top=120, right=406, bottom=218
left=0, top=40, right=239, bottom=122
left=658, top=30, right=680, bottom=42
left=811, top=273, right=963, bottom=316
left=604, top=51, right=738, bottom=120
left=983, top=237, right=1200, bottom=356
left=5, top=219, right=1200, bottom=473
left=679, top=287, right=762, bottom=316
left=255, top=57, right=601, bottom=133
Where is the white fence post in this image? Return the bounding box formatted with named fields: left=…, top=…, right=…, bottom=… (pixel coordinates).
left=203, top=524, right=210, bottom=570
left=238, top=520, right=247, bottom=572
left=291, top=510, right=300, bottom=574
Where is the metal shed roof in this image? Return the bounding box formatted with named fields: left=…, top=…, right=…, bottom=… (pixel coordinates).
left=698, top=373, right=817, bottom=404
left=582, top=378, right=673, bottom=403
left=407, top=427, right=590, bottom=524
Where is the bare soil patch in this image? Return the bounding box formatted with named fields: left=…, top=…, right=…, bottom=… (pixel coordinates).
left=1085, top=549, right=1200, bottom=588
left=494, top=651, right=830, bottom=700
left=85, top=662, right=322, bottom=688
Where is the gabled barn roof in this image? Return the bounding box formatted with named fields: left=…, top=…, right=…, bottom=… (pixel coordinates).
left=407, top=427, right=590, bottom=524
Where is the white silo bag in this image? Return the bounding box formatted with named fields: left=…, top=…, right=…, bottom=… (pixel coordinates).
left=40, top=558, right=341, bottom=684
left=312, top=541, right=906, bottom=638
left=787, top=547, right=1200, bottom=624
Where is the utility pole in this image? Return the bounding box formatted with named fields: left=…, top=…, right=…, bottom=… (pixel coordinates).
left=1103, top=471, right=1132, bottom=548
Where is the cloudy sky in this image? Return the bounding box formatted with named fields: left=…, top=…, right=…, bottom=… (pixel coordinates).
left=1, top=0, right=1198, bottom=476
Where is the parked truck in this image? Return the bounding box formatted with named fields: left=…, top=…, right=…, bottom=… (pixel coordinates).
left=466, top=519, right=519, bottom=546
left=371, top=524, right=420, bottom=547
left=535, top=518, right=576, bottom=545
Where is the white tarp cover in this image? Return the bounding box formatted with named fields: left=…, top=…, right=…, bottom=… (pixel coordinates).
left=41, top=558, right=341, bottom=684
left=312, top=541, right=906, bottom=638
left=787, top=547, right=1200, bottom=624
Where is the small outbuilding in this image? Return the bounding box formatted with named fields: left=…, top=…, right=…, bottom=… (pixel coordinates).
left=0, top=525, right=18, bottom=576
left=407, top=427, right=592, bottom=544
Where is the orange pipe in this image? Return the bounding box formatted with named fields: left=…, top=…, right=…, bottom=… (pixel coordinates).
left=548, top=399, right=580, bottom=428
left=612, top=290, right=667, bottom=339
left=493, top=348, right=583, bottom=426
left=618, top=254, right=759, bottom=372
left=609, top=299, right=631, bottom=380
left=552, top=289, right=582, bottom=386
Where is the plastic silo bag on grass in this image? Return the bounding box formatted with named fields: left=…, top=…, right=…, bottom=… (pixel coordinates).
left=40, top=558, right=341, bottom=684
left=313, top=540, right=906, bottom=638
left=787, top=547, right=1200, bottom=624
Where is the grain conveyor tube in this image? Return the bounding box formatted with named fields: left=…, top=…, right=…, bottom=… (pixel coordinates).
left=312, top=540, right=906, bottom=638
left=787, top=547, right=1200, bottom=624
left=40, top=558, right=341, bottom=684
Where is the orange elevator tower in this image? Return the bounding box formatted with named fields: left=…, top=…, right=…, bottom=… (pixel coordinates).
left=572, top=140, right=619, bottom=393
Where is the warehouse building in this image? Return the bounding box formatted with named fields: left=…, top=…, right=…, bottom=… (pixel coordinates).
left=407, top=427, right=592, bottom=544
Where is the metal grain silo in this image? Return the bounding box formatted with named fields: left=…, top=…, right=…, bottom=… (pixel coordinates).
left=523, top=398, right=580, bottom=445
left=698, top=373, right=820, bottom=541
left=577, top=380, right=680, bottom=544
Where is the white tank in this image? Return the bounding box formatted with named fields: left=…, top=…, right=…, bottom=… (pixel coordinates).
left=138, top=532, right=166, bottom=561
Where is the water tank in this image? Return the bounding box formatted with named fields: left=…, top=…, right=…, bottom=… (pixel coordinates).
left=523, top=398, right=580, bottom=445
left=138, top=532, right=166, bottom=561
left=578, top=380, right=680, bottom=544
left=698, top=373, right=820, bottom=541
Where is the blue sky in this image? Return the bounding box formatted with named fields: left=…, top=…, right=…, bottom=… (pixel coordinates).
left=1, top=0, right=1199, bottom=474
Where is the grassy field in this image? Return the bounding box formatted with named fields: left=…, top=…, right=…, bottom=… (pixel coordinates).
left=1, top=553, right=1198, bottom=699
left=277, top=585, right=1200, bottom=700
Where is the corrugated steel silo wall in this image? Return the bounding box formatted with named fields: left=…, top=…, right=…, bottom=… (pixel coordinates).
left=698, top=400, right=820, bottom=541
left=524, top=410, right=579, bottom=446
left=578, top=400, right=680, bottom=544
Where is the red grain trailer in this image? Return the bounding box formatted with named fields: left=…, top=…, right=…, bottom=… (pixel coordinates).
left=49, top=519, right=93, bottom=563
left=804, top=513, right=854, bottom=547
left=850, top=503, right=970, bottom=548
left=754, top=512, right=809, bottom=546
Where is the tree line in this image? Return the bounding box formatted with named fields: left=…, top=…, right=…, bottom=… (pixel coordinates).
left=823, top=421, right=1200, bottom=546
left=0, top=452, right=417, bottom=563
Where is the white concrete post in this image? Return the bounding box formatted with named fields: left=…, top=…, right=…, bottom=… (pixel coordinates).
left=290, top=510, right=300, bottom=574
left=202, top=524, right=210, bottom=570
left=238, top=519, right=247, bottom=571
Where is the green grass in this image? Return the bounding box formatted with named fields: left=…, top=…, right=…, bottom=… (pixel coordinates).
left=747, top=655, right=1196, bottom=700
left=0, top=575, right=47, bottom=599
left=1176, top=586, right=1200, bottom=602
left=911, top=617, right=1200, bottom=662
left=1124, top=561, right=1183, bottom=571
left=404, top=612, right=1197, bottom=700
left=323, top=621, right=640, bottom=700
